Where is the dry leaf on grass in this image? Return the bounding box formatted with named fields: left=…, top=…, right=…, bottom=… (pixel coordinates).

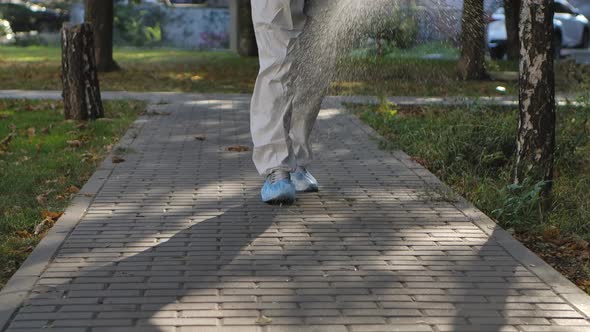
left=66, top=140, right=82, bottom=148
left=226, top=145, right=251, bottom=152
left=112, top=156, right=126, bottom=163
left=67, top=185, right=80, bottom=194
left=16, top=230, right=32, bottom=238
left=26, top=127, right=36, bottom=138
left=41, top=210, right=63, bottom=221
left=36, top=194, right=47, bottom=205
left=0, top=133, right=16, bottom=149
left=34, top=217, right=56, bottom=235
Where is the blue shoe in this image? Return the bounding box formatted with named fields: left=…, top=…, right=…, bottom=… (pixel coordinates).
left=291, top=166, right=319, bottom=193
left=261, top=170, right=296, bottom=205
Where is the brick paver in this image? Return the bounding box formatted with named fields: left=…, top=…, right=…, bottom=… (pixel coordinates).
left=2, top=95, right=590, bottom=331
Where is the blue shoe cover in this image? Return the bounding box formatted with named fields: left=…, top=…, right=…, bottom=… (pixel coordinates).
left=291, top=167, right=319, bottom=193
left=261, top=178, right=296, bottom=205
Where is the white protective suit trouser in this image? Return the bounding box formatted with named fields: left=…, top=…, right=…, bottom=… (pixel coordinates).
left=250, top=0, right=332, bottom=176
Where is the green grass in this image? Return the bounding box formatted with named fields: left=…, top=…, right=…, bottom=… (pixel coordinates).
left=0, top=99, right=143, bottom=289
left=348, top=100, right=590, bottom=291
left=0, top=45, right=575, bottom=97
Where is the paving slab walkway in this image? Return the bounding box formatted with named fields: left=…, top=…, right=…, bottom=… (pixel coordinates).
left=1, top=93, right=590, bottom=332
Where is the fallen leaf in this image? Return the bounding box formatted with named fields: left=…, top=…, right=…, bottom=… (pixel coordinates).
left=66, top=185, right=80, bottom=194
left=105, top=144, right=113, bottom=153
left=36, top=194, right=47, bottom=205
left=112, top=156, right=125, bottom=164
left=34, top=217, right=56, bottom=235
left=542, top=226, right=562, bottom=244
left=41, top=127, right=50, bottom=134
left=27, top=127, right=36, bottom=138
left=75, top=123, right=87, bottom=130
left=255, top=315, right=272, bottom=325
left=17, top=246, right=34, bottom=254
left=41, top=210, right=63, bottom=221
left=0, top=133, right=16, bottom=149
left=194, top=135, right=206, bottom=141
left=16, top=230, right=32, bottom=239
left=226, top=145, right=251, bottom=152
left=66, top=140, right=82, bottom=148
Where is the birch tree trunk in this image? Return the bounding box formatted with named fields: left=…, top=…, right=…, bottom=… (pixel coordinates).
left=457, top=0, right=487, bottom=80
left=515, top=0, right=556, bottom=213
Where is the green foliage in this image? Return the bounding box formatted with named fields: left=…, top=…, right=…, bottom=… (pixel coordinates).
left=492, top=180, right=548, bottom=229
left=367, top=5, right=419, bottom=53
left=0, top=99, right=143, bottom=288
left=351, top=102, right=590, bottom=240
left=114, top=4, right=163, bottom=47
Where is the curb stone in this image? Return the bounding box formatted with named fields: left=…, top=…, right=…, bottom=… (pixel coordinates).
left=0, top=112, right=152, bottom=331
left=330, top=99, right=590, bottom=321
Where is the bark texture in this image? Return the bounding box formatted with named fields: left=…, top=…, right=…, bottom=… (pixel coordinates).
left=84, top=0, right=119, bottom=72
left=516, top=0, right=556, bottom=211
left=457, top=0, right=487, bottom=80
left=237, top=0, right=258, bottom=57
left=504, top=0, right=521, bottom=60
left=61, top=23, right=104, bottom=121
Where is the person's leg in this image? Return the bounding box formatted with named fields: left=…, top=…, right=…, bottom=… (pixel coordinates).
left=288, top=1, right=337, bottom=192
left=289, top=1, right=336, bottom=168
left=250, top=0, right=307, bottom=176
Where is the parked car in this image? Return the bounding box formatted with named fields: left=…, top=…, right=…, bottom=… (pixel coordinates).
left=487, top=0, right=590, bottom=59
left=0, top=2, right=68, bottom=33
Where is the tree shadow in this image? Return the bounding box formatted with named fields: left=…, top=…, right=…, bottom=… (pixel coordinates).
left=4, top=101, right=540, bottom=332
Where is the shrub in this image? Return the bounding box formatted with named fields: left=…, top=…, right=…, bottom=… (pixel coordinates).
left=367, top=4, right=419, bottom=55
left=114, top=4, right=163, bottom=47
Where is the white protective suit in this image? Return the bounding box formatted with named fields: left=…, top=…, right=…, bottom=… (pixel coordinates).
left=250, top=0, right=333, bottom=176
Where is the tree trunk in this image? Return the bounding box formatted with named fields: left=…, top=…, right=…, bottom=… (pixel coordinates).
left=515, top=0, right=556, bottom=213
left=84, top=0, right=119, bottom=72
left=457, top=0, right=487, bottom=80
left=61, top=23, right=104, bottom=121
left=237, top=0, right=258, bottom=57
left=504, top=0, right=521, bottom=60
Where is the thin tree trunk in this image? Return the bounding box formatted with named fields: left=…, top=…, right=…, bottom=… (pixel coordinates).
left=457, top=0, right=487, bottom=80
left=504, top=0, right=521, bottom=60
left=61, top=23, right=104, bottom=121
left=515, top=0, right=556, bottom=213
left=85, top=0, right=119, bottom=72
left=237, top=0, right=258, bottom=57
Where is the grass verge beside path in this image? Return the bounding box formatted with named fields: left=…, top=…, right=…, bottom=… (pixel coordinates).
left=0, top=99, right=144, bottom=289
left=347, top=101, right=590, bottom=294
left=1, top=45, right=580, bottom=97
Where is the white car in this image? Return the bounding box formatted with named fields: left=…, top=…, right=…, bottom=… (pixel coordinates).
left=487, top=0, right=590, bottom=59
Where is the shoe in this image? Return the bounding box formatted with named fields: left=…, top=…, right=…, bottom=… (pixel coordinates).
left=291, top=166, right=319, bottom=193
left=261, top=169, right=296, bottom=205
